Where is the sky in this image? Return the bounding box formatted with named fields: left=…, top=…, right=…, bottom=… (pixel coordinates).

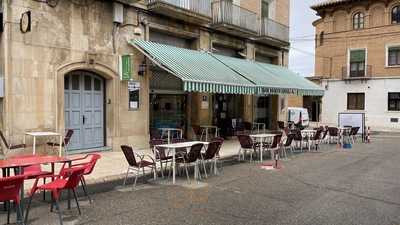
left=288, top=0, right=322, bottom=77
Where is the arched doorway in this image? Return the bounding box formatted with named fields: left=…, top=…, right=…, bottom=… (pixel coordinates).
left=64, top=70, right=105, bottom=151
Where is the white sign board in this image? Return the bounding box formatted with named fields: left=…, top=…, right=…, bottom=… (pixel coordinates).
left=128, top=81, right=140, bottom=91
left=338, top=113, right=365, bottom=135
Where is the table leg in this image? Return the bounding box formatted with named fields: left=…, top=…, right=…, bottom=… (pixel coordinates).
left=18, top=166, right=24, bottom=218
left=180, top=129, right=183, bottom=139
left=33, top=137, right=36, bottom=155
left=67, top=161, right=71, bottom=210
left=260, top=140, right=263, bottom=162
left=168, top=131, right=171, bottom=144
left=59, top=135, right=63, bottom=157
left=172, top=148, right=175, bottom=184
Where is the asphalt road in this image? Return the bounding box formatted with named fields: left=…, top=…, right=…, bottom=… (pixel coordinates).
left=2, top=137, right=400, bottom=225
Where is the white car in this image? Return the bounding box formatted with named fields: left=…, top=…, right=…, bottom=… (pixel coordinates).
left=288, top=107, right=310, bottom=128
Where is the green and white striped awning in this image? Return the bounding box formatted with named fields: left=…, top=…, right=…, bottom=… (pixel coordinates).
left=130, top=40, right=324, bottom=96
left=131, top=40, right=255, bottom=94
left=212, top=54, right=324, bottom=96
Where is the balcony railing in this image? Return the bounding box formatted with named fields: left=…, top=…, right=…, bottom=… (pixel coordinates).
left=342, top=65, right=372, bottom=80
left=260, top=17, right=289, bottom=43
left=211, top=0, right=258, bottom=34
left=147, top=0, right=212, bottom=17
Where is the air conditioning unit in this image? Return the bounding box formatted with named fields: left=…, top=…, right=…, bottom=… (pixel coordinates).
left=113, top=2, right=124, bottom=24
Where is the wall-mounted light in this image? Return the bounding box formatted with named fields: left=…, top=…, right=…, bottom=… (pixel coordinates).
left=138, top=60, right=146, bottom=76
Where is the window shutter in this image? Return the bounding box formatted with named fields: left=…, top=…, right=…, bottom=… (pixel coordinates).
left=350, top=50, right=366, bottom=62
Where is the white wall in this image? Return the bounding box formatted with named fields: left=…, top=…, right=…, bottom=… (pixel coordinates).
left=321, top=78, right=400, bottom=132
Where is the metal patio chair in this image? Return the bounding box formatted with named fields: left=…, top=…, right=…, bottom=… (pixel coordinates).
left=174, top=143, right=204, bottom=183
left=121, top=145, right=157, bottom=188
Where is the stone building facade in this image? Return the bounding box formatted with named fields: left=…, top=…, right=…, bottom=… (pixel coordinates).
left=0, top=0, right=291, bottom=154
left=312, top=0, right=400, bottom=131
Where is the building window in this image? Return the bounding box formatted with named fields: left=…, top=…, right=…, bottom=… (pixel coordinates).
left=349, top=49, right=366, bottom=77
left=387, top=46, right=400, bottom=66
left=392, top=6, right=400, bottom=24
left=347, top=93, right=365, bottom=110
left=319, top=32, right=324, bottom=46
left=353, top=12, right=364, bottom=29
left=388, top=93, right=400, bottom=111
left=261, top=0, right=269, bottom=18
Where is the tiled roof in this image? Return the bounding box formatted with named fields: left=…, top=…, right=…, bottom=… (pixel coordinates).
left=311, top=0, right=354, bottom=10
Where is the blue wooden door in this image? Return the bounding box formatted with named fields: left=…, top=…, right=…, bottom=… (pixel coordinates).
left=64, top=71, right=104, bottom=150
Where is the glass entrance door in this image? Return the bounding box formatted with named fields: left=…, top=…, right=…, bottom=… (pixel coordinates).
left=150, top=94, right=187, bottom=135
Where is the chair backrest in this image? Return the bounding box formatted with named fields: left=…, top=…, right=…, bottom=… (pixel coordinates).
left=237, top=135, right=253, bottom=149
left=185, top=143, right=203, bottom=163
left=270, top=134, right=282, bottom=149
left=243, top=122, right=252, bottom=131
left=203, top=141, right=221, bottom=160
left=121, top=145, right=138, bottom=167
left=283, top=127, right=290, bottom=136
left=24, top=164, right=43, bottom=174
left=64, top=167, right=86, bottom=189
left=328, top=127, right=339, bottom=136
left=293, top=129, right=302, bottom=141
left=83, top=153, right=101, bottom=175
left=277, top=121, right=285, bottom=129
left=192, top=125, right=202, bottom=136
left=351, top=127, right=360, bottom=135
left=64, top=129, right=74, bottom=146
left=150, top=128, right=162, bottom=139
left=312, top=129, right=323, bottom=140
left=0, top=130, right=10, bottom=149
left=284, top=133, right=295, bottom=147
left=0, top=175, right=25, bottom=202
left=211, top=137, right=224, bottom=156
left=321, top=128, right=329, bottom=139
left=149, top=139, right=167, bottom=158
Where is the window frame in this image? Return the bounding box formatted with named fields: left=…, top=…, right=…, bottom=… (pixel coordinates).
left=352, top=12, right=364, bottom=30
left=385, top=44, right=400, bottom=67
left=388, top=92, right=400, bottom=111
left=392, top=5, right=400, bottom=24
left=347, top=93, right=365, bottom=110
left=347, top=48, right=367, bottom=77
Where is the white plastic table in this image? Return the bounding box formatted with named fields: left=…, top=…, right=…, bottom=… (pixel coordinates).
left=200, top=125, right=218, bottom=142
left=250, top=133, right=276, bottom=162
left=24, top=132, right=63, bottom=156
left=156, top=141, right=208, bottom=184
left=158, top=128, right=183, bottom=144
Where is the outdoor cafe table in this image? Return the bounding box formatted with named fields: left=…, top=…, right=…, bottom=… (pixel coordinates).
left=155, top=141, right=208, bottom=184
left=24, top=132, right=63, bottom=156
left=249, top=134, right=276, bottom=162
left=301, top=129, right=317, bottom=152
left=158, top=128, right=183, bottom=144
left=200, top=125, right=218, bottom=142
left=0, top=154, right=73, bottom=218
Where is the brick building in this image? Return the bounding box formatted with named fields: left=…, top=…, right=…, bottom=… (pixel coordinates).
left=0, top=0, right=322, bottom=155
left=312, top=0, right=400, bottom=131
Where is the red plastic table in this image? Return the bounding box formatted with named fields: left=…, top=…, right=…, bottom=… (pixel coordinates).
left=0, top=155, right=73, bottom=218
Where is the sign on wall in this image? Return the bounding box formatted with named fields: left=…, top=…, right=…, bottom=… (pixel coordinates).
left=119, top=55, right=132, bottom=81
left=128, top=81, right=140, bottom=110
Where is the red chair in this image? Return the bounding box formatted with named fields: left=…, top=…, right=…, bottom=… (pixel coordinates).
left=60, top=154, right=101, bottom=203
left=25, top=167, right=86, bottom=225
left=0, top=175, right=25, bottom=225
